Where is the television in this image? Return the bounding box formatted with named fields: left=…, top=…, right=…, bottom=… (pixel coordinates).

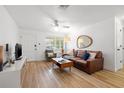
left=15, top=43, right=22, bottom=60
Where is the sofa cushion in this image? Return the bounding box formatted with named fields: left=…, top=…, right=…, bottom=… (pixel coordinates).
left=70, top=57, right=81, bottom=61
left=76, top=59, right=87, bottom=64
left=63, top=55, right=74, bottom=60
left=77, top=50, right=85, bottom=57
left=74, top=60, right=87, bottom=69
left=47, top=53, right=54, bottom=57
left=87, top=51, right=102, bottom=58
left=89, top=52, right=96, bottom=59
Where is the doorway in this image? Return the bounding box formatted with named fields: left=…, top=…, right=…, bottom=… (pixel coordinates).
left=115, top=17, right=123, bottom=71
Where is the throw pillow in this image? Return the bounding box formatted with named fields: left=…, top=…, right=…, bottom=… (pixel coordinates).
left=89, top=53, right=96, bottom=59
left=77, top=50, right=85, bottom=57
left=81, top=52, right=90, bottom=60
left=47, top=53, right=54, bottom=57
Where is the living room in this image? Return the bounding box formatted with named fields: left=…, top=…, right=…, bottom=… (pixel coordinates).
left=1, top=4, right=124, bottom=88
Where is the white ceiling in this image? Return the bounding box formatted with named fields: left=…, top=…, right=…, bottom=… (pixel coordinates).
left=4, top=5, right=124, bottom=31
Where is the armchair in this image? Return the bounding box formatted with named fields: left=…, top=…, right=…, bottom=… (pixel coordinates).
left=45, top=50, right=56, bottom=61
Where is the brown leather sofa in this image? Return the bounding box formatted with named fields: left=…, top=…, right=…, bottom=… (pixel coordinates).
left=70, top=50, right=104, bottom=74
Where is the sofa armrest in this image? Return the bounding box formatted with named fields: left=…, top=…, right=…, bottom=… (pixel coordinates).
left=86, top=58, right=104, bottom=74
left=62, top=53, right=70, bottom=56
left=87, top=58, right=104, bottom=66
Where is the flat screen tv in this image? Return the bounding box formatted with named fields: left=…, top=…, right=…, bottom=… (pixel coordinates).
left=15, top=43, right=22, bottom=60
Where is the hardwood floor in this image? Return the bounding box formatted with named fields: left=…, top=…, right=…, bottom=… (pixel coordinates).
left=92, top=69, right=124, bottom=87
left=21, top=61, right=124, bottom=88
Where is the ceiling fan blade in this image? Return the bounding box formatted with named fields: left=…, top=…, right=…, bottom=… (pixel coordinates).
left=63, top=25, right=70, bottom=28
left=42, top=10, right=70, bottom=28
left=54, top=20, right=59, bottom=26
left=41, top=10, right=57, bottom=22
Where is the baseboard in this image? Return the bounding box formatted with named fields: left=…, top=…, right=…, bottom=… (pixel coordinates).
left=103, top=68, right=115, bottom=72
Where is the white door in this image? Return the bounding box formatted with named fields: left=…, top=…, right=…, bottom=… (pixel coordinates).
left=116, top=23, right=123, bottom=70
left=20, top=33, right=37, bottom=61
left=122, top=27, right=124, bottom=64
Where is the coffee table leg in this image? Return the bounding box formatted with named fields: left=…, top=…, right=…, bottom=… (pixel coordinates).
left=69, top=67, right=71, bottom=71
left=52, top=62, right=54, bottom=68
left=60, top=68, right=63, bottom=72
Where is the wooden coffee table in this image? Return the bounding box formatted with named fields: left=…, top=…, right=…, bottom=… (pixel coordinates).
left=52, top=58, right=73, bottom=71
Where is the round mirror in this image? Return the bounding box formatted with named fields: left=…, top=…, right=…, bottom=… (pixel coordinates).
left=77, top=35, right=93, bottom=48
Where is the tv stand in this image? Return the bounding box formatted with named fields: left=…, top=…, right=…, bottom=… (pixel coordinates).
left=0, top=57, right=26, bottom=88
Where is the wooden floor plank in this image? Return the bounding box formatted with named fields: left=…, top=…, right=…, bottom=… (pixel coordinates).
left=21, top=61, right=124, bottom=88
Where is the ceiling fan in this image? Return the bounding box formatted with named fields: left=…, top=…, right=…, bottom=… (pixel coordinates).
left=42, top=6, right=70, bottom=29
left=53, top=19, right=70, bottom=28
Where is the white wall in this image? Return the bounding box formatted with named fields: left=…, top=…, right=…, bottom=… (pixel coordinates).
left=19, top=28, right=67, bottom=61
left=0, top=6, right=18, bottom=62
left=18, top=17, right=117, bottom=71
left=69, top=17, right=116, bottom=71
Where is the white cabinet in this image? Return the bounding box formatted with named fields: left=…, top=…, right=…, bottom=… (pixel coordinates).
left=0, top=57, right=26, bottom=88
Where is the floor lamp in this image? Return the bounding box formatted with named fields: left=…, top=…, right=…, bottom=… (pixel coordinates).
left=64, top=36, right=70, bottom=54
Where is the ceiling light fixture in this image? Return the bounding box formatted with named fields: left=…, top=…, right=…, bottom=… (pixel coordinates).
left=59, top=5, right=70, bottom=10
left=54, top=26, right=59, bottom=31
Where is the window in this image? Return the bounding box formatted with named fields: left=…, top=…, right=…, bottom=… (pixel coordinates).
left=46, top=37, right=64, bottom=51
